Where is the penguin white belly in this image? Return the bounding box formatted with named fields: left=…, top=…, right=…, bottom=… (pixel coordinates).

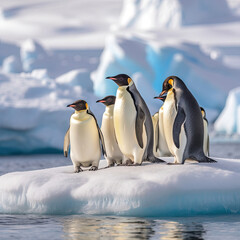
left=158, top=107, right=172, bottom=157
left=114, top=87, right=147, bottom=164
left=70, top=114, right=101, bottom=167
left=163, top=90, right=187, bottom=163
left=101, top=111, right=123, bottom=161
left=203, top=120, right=209, bottom=156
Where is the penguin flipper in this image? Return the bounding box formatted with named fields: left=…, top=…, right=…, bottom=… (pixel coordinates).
left=155, top=116, right=160, bottom=152
left=64, top=128, right=70, bottom=157
left=135, top=106, right=145, bottom=149
left=173, top=106, right=186, bottom=149
left=207, top=135, right=210, bottom=156
left=126, top=86, right=146, bottom=149
left=87, top=109, right=107, bottom=157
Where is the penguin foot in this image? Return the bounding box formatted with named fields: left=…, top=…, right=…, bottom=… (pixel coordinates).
left=125, top=159, right=134, bottom=166
left=74, top=167, right=83, bottom=173
left=147, top=157, right=165, bottom=163
left=125, top=162, right=142, bottom=166
left=153, top=158, right=165, bottom=163
left=89, top=166, right=98, bottom=171
left=198, top=157, right=217, bottom=163
left=167, top=162, right=182, bottom=165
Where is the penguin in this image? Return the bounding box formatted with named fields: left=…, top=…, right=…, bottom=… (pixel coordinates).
left=64, top=99, right=106, bottom=172
left=153, top=95, right=172, bottom=157
left=200, top=107, right=210, bottom=156
left=96, top=95, right=124, bottom=167
left=106, top=74, right=165, bottom=165
left=156, top=76, right=216, bottom=164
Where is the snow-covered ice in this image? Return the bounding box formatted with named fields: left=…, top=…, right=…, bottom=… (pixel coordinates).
left=0, top=158, right=240, bottom=217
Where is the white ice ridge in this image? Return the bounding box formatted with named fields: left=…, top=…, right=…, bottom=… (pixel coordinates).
left=1, top=158, right=240, bottom=217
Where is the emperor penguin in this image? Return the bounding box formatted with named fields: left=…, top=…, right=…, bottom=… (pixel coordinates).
left=200, top=107, right=210, bottom=156
left=106, top=74, right=165, bottom=165
left=96, top=95, right=124, bottom=167
left=156, top=76, right=216, bottom=164
left=64, top=100, right=106, bottom=172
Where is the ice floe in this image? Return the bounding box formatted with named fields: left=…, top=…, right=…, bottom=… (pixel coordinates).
left=0, top=158, right=240, bottom=217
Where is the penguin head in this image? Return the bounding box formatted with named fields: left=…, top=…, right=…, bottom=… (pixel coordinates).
left=106, top=74, right=132, bottom=87
left=156, top=76, right=179, bottom=100
left=96, top=95, right=116, bottom=106
left=67, top=100, right=88, bottom=111
left=200, top=107, right=206, bottom=118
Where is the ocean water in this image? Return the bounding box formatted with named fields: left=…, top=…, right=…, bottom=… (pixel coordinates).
left=0, top=142, right=240, bottom=239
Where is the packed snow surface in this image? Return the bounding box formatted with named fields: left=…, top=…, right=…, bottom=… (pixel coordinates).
left=1, top=158, right=240, bottom=217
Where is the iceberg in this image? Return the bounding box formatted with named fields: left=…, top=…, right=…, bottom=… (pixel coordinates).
left=0, top=158, right=240, bottom=217
left=214, top=87, right=240, bottom=135
left=118, top=0, right=234, bottom=30
left=2, top=55, right=22, bottom=73
left=56, top=69, right=93, bottom=92
left=91, top=35, right=240, bottom=118
left=0, top=71, right=103, bottom=154
left=20, top=39, right=48, bottom=72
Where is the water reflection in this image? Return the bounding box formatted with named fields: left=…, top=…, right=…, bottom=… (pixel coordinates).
left=158, top=221, right=205, bottom=240
left=62, top=216, right=206, bottom=240
left=62, top=216, right=155, bottom=240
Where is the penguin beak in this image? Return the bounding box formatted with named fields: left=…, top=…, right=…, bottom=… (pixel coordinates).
left=106, top=76, right=117, bottom=81
left=154, top=91, right=167, bottom=101
left=67, top=104, right=76, bottom=108
left=96, top=100, right=105, bottom=103
left=106, top=76, right=120, bottom=85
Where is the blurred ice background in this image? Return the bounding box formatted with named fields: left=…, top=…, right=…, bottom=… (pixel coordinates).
left=0, top=0, right=240, bottom=155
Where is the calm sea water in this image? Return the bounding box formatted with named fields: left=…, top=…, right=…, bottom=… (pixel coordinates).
left=0, top=142, right=240, bottom=240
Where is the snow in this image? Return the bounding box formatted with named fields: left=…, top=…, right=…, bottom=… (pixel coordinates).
left=0, top=158, right=240, bottom=217
left=214, top=87, right=240, bottom=135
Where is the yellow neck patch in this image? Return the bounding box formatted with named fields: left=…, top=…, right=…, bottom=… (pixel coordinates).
left=127, top=78, right=132, bottom=85
left=85, top=103, right=88, bottom=109
left=168, top=79, right=174, bottom=86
